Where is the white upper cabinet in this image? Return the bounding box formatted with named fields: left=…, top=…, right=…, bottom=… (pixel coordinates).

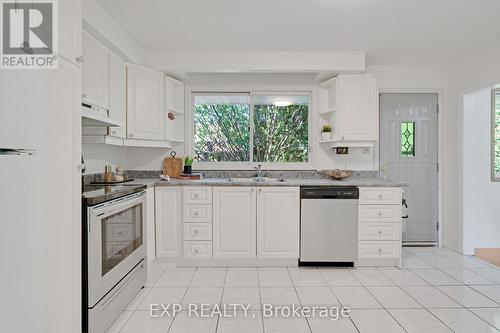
left=213, top=187, right=257, bottom=259
left=257, top=187, right=299, bottom=259
left=58, top=0, right=82, bottom=65
left=82, top=32, right=109, bottom=109
left=165, top=76, right=185, bottom=113
left=108, top=52, right=126, bottom=138
left=337, top=74, right=378, bottom=141
left=127, top=64, right=165, bottom=141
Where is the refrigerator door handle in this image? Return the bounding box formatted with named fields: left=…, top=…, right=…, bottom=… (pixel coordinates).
left=0, top=148, right=36, bottom=156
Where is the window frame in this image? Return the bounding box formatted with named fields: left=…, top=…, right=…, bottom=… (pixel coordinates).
left=189, top=90, right=313, bottom=170
left=492, top=88, right=500, bottom=181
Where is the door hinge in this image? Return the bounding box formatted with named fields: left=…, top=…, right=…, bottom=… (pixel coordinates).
left=436, top=222, right=439, bottom=231
left=436, top=163, right=439, bottom=172
left=437, top=104, right=439, bottom=113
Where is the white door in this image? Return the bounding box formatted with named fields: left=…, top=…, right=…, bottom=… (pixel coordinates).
left=380, top=93, right=438, bottom=243
left=108, top=52, right=127, bottom=138
left=338, top=75, right=378, bottom=141
left=127, top=65, right=165, bottom=140
left=155, top=187, right=182, bottom=257
left=213, top=187, right=256, bottom=258
left=82, top=32, right=109, bottom=109
left=257, top=187, right=299, bottom=258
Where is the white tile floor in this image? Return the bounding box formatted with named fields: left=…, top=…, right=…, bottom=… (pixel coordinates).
left=108, top=247, right=500, bottom=333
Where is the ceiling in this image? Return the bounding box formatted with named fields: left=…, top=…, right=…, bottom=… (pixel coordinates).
left=97, top=0, right=500, bottom=66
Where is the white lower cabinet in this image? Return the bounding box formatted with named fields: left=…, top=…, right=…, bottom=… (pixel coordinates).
left=213, top=187, right=257, bottom=259
left=357, top=187, right=402, bottom=267
left=257, top=187, right=300, bottom=258
left=155, top=187, right=182, bottom=257
left=184, top=241, right=213, bottom=258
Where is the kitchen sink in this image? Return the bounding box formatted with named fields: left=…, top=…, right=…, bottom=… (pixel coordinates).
left=228, top=177, right=285, bottom=183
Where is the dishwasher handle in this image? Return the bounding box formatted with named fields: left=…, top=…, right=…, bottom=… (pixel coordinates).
left=301, top=187, right=359, bottom=199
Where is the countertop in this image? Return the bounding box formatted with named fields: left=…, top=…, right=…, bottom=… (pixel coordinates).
left=126, top=177, right=407, bottom=188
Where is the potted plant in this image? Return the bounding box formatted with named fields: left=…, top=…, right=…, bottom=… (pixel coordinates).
left=321, top=124, right=332, bottom=141
left=183, top=156, right=194, bottom=174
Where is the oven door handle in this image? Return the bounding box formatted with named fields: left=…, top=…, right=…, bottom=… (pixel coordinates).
left=90, top=192, right=146, bottom=220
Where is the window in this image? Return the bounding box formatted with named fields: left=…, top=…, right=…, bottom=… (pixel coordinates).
left=492, top=89, right=500, bottom=180
left=193, top=93, right=310, bottom=165
left=401, top=122, right=415, bottom=157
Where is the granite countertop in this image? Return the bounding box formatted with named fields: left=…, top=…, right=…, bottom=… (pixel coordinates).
left=127, top=177, right=407, bottom=188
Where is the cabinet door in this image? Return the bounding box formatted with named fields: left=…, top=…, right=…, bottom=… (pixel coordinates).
left=338, top=75, right=378, bottom=141
left=108, top=52, right=126, bottom=138
left=213, top=187, right=256, bottom=258
left=82, top=32, right=109, bottom=109
left=127, top=65, right=165, bottom=140
left=257, top=187, right=299, bottom=258
left=155, top=187, right=182, bottom=257
left=58, top=0, right=82, bottom=65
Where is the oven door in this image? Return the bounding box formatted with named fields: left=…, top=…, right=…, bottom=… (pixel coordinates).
left=87, top=191, right=146, bottom=307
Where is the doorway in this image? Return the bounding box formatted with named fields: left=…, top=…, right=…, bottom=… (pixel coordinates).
left=380, top=93, right=439, bottom=244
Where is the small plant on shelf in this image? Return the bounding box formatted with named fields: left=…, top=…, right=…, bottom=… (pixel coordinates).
left=183, top=156, right=194, bottom=174
left=321, top=124, right=332, bottom=141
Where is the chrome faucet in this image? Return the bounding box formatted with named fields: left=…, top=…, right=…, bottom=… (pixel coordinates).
left=254, top=164, right=263, bottom=182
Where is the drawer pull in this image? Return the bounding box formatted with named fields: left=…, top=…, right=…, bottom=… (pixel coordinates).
left=194, top=230, right=199, bottom=234
left=194, top=249, right=199, bottom=254
left=378, top=194, right=383, bottom=199
left=194, top=212, right=199, bottom=216
left=378, top=230, right=382, bottom=235
left=378, top=212, right=382, bottom=217
left=378, top=248, right=382, bottom=253
left=194, top=194, right=199, bottom=198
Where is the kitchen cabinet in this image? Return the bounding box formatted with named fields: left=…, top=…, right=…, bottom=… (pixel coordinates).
left=357, top=187, right=402, bottom=267
left=319, top=74, right=378, bottom=145
left=213, top=187, right=256, bottom=259
left=82, top=32, right=109, bottom=109
left=108, top=52, right=127, bottom=138
left=183, top=187, right=213, bottom=259
left=337, top=74, right=378, bottom=141
left=58, top=0, right=82, bottom=66
left=127, top=64, right=165, bottom=141
left=146, top=187, right=156, bottom=264
left=155, top=187, right=182, bottom=257
left=257, top=187, right=299, bottom=258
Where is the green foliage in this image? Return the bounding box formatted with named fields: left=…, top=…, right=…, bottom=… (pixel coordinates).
left=193, top=102, right=308, bottom=163
left=253, top=104, right=308, bottom=162
left=321, top=124, right=332, bottom=133
left=184, top=156, right=194, bottom=166
left=194, top=104, right=250, bottom=162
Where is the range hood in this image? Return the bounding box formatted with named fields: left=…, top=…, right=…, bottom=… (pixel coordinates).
left=81, top=103, right=121, bottom=127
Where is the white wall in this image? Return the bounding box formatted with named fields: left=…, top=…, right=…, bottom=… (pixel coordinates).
left=443, top=41, right=500, bottom=252
left=82, top=144, right=126, bottom=174
left=462, top=89, right=500, bottom=254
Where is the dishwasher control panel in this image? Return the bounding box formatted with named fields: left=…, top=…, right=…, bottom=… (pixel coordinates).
left=300, top=187, right=359, bottom=199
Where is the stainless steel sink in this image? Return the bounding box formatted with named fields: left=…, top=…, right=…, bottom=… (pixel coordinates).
left=228, top=177, right=285, bottom=183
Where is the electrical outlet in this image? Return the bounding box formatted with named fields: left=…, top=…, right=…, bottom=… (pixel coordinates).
left=336, top=147, right=349, bottom=154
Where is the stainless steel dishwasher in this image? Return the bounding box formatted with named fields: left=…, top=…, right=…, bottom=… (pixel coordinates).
left=300, top=187, right=359, bottom=265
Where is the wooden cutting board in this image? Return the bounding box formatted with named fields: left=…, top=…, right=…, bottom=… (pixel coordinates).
left=162, top=152, right=183, bottom=178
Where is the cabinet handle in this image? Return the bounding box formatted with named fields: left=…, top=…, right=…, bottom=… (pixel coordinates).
left=194, top=230, right=199, bottom=234
left=194, top=193, right=199, bottom=198
left=258, top=188, right=262, bottom=193
left=378, top=194, right=383, bottom=199
left=82, top=93, right=86, bottom=98
left=378, top=212, right=382, bottom=217
left=76, top=56, right=83, bottom=64
left=378, top=230, right=382, bottom=235
left=378, top=248, right=382, bottom=254
left=194, top=249, right=199, bottom=254
left=194, top=212, right=199, bottom=216
left=129, top=134, right=134, bottom=138
left=250, top=188, right=254, bottom=192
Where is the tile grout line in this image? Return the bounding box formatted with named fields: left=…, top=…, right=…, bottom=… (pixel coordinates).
left=213, top=266, right=228, bottom=333
left=165, top=266, right=198, bottom=333
left=287, top=266, right=313, bottom=333
left=256, top=267, right=266, bottom=333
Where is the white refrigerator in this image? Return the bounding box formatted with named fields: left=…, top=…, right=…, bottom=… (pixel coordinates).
left=0, top=58, right=82, bottom=332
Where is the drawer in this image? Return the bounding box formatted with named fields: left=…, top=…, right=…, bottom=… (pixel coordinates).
left=358, top=223, right=400, bottom=241
left=358, top=204, right=402, bottom=223
left=359, top=187, right=402, bottom=205
left=183, top=205, right=212, bottom=223
left=183, top=187, right=212, bottom=204
left=184, top=223, right=212, bottom=241
left=184, top=241, right=212, bottom=258
left=358, top=241, right=400, bottom=259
